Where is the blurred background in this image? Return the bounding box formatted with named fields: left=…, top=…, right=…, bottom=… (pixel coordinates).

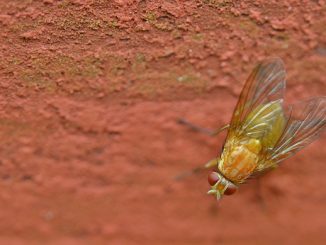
left=0, top=0, right=325, bottom=244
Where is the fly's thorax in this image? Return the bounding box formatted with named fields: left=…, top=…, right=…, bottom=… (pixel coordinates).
left=218, top=138, right=262, bottom=183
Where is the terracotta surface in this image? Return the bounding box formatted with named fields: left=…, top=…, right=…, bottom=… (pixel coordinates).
left=0, top=1, right=325, bottom=244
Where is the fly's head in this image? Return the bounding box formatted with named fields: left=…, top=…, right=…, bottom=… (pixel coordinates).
left=207, top=171, right=238, bottom=200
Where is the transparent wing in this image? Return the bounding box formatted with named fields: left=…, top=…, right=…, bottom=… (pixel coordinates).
left=269, top=97, right=326, bottom=163
left=227, top=57, right=286, bottom=141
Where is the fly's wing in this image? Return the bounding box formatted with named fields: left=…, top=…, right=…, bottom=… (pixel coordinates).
left=268, top=97, right=326, bottom=163
left=226, top=57, right=286, bottom=143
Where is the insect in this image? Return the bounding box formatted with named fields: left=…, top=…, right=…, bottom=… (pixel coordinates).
left=206, top=57, right=326, bottom=200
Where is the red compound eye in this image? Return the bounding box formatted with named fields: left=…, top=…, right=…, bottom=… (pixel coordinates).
left=224, top=184, right=238, bottom=195
left=208, top=172, right=219, bottom=186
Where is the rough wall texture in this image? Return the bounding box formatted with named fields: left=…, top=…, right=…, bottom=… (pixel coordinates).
left=0, top=0, right=325, bottom=244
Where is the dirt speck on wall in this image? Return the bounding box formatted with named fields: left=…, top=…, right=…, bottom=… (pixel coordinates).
left=0, top=0, right=325, bottom=244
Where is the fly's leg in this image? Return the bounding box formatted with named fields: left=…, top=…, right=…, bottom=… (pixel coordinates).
left=177, top=118, right=215, bottom=135
left=177, top=118, right=229, bottom=136
left=211, top=124, right=230, bottom=136
left=253, top=178, right=267, bottom=210
left=174, top=158, right=220, bottom=181
left=175, top=118, right=228, bottom=181
left=204, top=158, right=219, bottom=168
left=174, top=166, right=203, bottom=181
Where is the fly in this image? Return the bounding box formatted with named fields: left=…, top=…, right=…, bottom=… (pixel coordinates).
left=206, top=58, right=326, bottom=200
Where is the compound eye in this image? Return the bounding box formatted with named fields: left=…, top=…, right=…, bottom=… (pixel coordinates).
left=224, top=183, right=237, bottom=195
left=208, top=172, right=238, bottom=195
left=208, top=172, right=219, bottom=186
